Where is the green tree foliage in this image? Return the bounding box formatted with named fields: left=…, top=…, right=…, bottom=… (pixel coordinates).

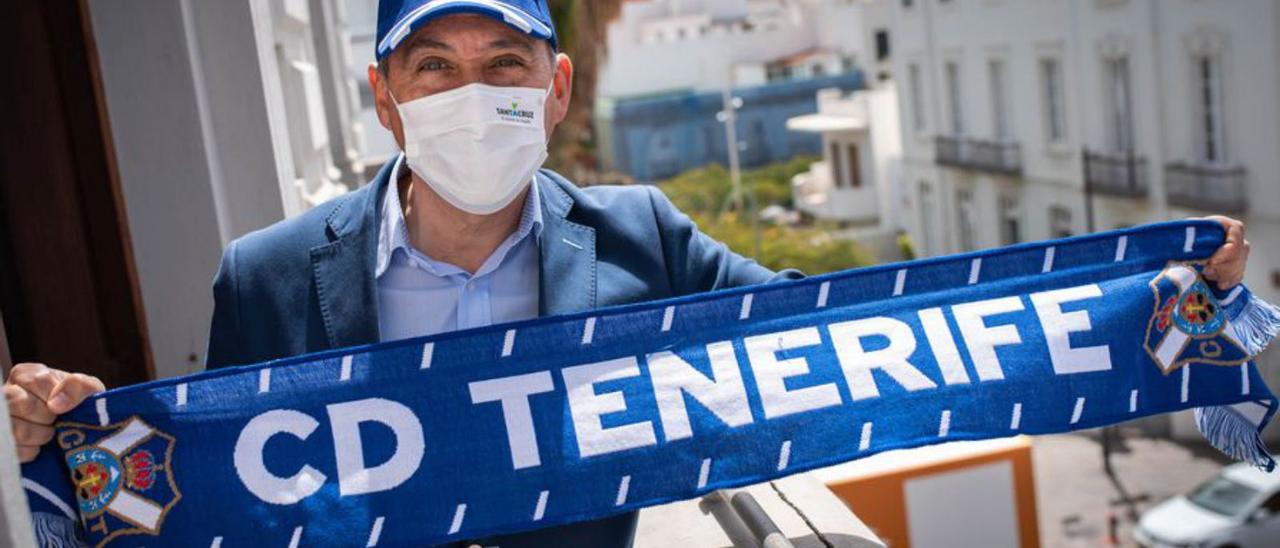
left=657, top=158, right=874, bottom=275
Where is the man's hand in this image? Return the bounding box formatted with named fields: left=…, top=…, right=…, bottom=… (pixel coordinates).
left=4, top=363, right=104, bottom=463
left=1202, top=215, right=1250, bottom=291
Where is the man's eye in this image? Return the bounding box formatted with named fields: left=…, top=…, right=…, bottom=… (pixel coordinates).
left=420, top=59, right=449, bottom=72
left=492, top=58, right=524, bottom=69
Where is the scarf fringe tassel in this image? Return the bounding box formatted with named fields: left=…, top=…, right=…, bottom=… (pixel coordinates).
left=1195, top=405, right=1276, bottom=472
left=31, top=512, right=84, bottom=548
left=1231, top=292, right=1280, bottom=357
left=1197, top=292, right=1280, bottom=471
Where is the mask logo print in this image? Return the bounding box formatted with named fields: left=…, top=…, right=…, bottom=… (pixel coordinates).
left=496, top=101, right=536, bottom=123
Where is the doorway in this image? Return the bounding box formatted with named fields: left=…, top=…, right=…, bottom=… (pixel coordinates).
left=0, top=0, right=152, bottom=388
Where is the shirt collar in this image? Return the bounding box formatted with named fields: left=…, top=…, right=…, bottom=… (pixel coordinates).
left=375, top=153, right=544, bottom=278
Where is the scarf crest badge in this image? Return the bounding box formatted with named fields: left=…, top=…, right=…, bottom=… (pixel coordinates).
left=1146, top=263, right=1250, bottom=373
left=57, top=417, right=181, bottom=544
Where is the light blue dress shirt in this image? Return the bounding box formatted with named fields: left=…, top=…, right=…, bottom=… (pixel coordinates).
left=375, top=155, right=543, bottom=342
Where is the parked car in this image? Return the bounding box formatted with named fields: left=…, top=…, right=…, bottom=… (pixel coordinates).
left=1134, top=460, right=1280, bottom=548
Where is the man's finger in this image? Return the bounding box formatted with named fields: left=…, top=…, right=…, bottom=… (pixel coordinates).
left=5, top=363, right=68, bottom=403
left=48, top=373, right=106, bottom=415
left=4, top=384, right=56, bottom=425
left=1210, top=240, right=1244, bottom=266
left=11, top=416, right=54, bottom=447
left=1208, top=237, right=1242, bottom=260
left=17, top=445, right=40, bottom=463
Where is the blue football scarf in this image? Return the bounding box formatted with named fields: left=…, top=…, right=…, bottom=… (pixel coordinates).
left=19, top=220, right=1280, bottom=547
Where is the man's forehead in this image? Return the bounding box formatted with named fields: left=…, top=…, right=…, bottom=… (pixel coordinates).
left=397, top=13, right=542, bottom=55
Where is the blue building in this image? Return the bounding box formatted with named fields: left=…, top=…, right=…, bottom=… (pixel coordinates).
left=598, top=72, right=864, bottom=182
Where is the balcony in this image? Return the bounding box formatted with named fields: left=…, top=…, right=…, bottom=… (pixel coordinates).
left=1083, top=150, right=1148, bottom=198
left=1165, top=162, right=1248, bottom=213
left=791, top=161, right=880, bottom=224
left=934, top=135, right=1022, bottom=176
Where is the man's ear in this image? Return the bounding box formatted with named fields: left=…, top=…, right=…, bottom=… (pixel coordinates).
left=369, top=62, right=394, bottom=131
left=549, top=53, right=574, bottom=126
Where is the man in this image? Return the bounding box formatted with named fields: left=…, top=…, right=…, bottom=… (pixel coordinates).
left=2, top=0, right=1253, bottom=545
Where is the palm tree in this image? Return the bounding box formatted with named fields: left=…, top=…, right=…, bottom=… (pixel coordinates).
left=546, top=0, right=624, bottom=184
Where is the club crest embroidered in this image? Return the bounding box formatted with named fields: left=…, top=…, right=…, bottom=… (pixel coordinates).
left=56, top=417, right=181, bottom=547
left=1145, top=263, right=1250, bottom=373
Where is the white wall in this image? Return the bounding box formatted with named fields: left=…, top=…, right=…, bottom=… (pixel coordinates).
left=599, top=0, right=872, bottom=97
left=88, top=0, right=292, bottom=378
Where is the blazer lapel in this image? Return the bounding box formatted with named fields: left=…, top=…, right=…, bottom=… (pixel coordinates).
left=538, top=175, right=598, bottom=316
left=310, top=160, right=394, bottom=349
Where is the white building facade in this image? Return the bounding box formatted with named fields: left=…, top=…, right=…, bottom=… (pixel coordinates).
left=787, top=86, right=906, bottom=259
left=889, top=0, right=1280, bottom=435
left=599, top=0, right=889, bottom=98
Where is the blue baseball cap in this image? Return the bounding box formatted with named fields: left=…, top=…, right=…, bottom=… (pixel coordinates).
left=376, top=0, right=557, bottom=61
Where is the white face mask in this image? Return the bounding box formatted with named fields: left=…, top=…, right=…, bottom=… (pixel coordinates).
left=392, top=81, right=552, bottom=215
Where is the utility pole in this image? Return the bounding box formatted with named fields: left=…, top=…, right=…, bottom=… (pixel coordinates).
left=1082, top=151, right=1109, bottom=474
left=719, top=85, right=745, bottom=212
left=718, top=79, right=762, bottom=259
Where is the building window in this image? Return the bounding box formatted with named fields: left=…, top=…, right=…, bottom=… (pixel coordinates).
left=875, top=30, right=891, bottom=61
left=999, top=195, right=1021, bottom=245
left=945, top=61, right=964, bottom=135
left=908, top=63, right=926, bottom=132
left=1196, top=54, right=1226, bottom=163
left=989, top=59, right=1010, bottom=141
left=919, top=181, right=937, bottom=254
left=846, top=144, right=862, bottom=187
left=1041, top=58, right=1066, bottom=143
left=1104, top=56, right=1135, bottom=152
left=1050, top=205, right=1073, bottom=238
left=830, top=142, right=844, bottom=188
left=957, top=188, right=977, bottom=251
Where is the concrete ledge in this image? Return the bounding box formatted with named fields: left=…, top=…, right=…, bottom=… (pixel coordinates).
left=636, top=473, right=885, bottom=548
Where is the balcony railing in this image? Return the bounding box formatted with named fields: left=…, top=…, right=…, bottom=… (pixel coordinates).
left=791, top=162, right=880, bottom=223
left=1165, top=162, right=1248, bottom=213
left=935, top=135, right=1022, bottom=176
left=1083, top=150, right=1148, bottom=198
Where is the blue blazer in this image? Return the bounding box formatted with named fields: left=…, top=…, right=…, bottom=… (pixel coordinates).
left=204, top=158, right=802, bottom=546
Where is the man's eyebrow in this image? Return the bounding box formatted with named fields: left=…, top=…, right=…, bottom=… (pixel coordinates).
left=402, top=36, right=454, bottom=56
left=398, top=36, right=535, bottom=60
left=487, top=38, right=536, bottom=54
